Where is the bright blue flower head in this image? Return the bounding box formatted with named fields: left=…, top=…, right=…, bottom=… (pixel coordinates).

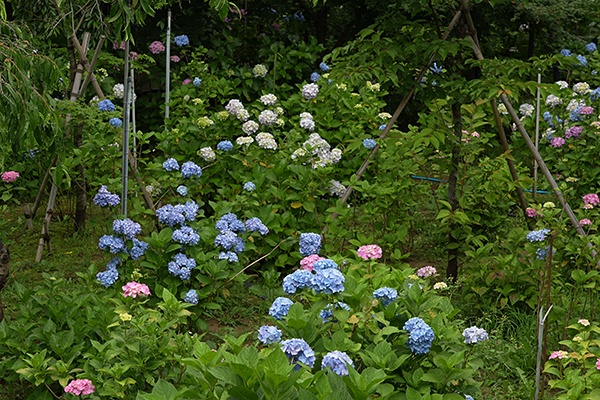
left=99, top=235, right=126, bottom=253
left=246, top=217, right=269, bottom=235
left=536, top=246, right=555, bottom=260
left=311, top=269, right=345, bottom=294
left=269, top=297, right=293, bottom=320
left=93, top=185, right=120, bottom=207
left=430, top=62, right=443, bottom=74
left=193, top=77, right=202, bottom=87
left=113, top=218, right=141, bottom=240
left=379, top=124, right=387, bottom=130
left=299, top=232, right=321, bottom=256
left=363, top=139, right=377, bottom=149
left=591, top=87, right=600, bottom=101
left=98, top=99, right=115, bottom=112
left=177, top=185, right=188, bottom=196
left=258, top=325, right=282, bottom=344
left=219, top=251, right=239, bottom=263
left=128, top=238, right=149, bottom=260
left=283, top=269, right=314, bottom=294
left=97, top=266, right=119, bottom=287
left=163, top=158, right=179, bottom=171
left=577, top=55, right=588, bottom=67
left=174, top=35, right=189, bottom=46
left=217, top=140, right=233, bottom=151
left=184, top=289, right=199, bottom=305
left=404, top=317, right=435, bottom=355
left=543, top=111, right=553, bottom=122
left=215, top=230, right=238, bottom=250
left=172, top=226, right=200, bottom=245
left=233, top=237, right=245, bottom=253
left=109, top=117, right=122, bottom=127
left=587, top=42, right=597, bottom=52
left=281, top=338, right=315, bottom=370
left=319, top=62, right=330, bottom=72
left=181, top=161, right=202, bottom=178
left=244, top=182, right=255, bottom=191
left=311, top=72, right=321, bottom=82
left=373, top=287, right=398, bottom=306
left=526, top=228, right=551, bottom=242
left=319, top=302, right=351, bottom=323
left=560, top=49, right=572, bottom=57
left=321, top=350, right=353, bottom=376
left=313, top=259, right=338, bottom=272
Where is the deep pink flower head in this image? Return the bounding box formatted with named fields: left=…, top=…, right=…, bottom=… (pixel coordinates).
left=583, top=193, right=600, bottom=206
left=597, top=358, right=600, bottom=370
left=182, top=78, right=192, bottom=85
left=300, top=254, right=325, bottom=272
left=113, top=40, right=126, bottom=50
left=549, top=350, right=569, bottom=360
left=171, top=55, right=180, bottom=62
left=123, top=281, right=150, bottom=298
left=580, top=106, right=594, bottom=115
left=149, top=41, right=165, bottom=54
left=550, top=137, right=565, bottom=147
left=65, top=379, right=95, bottom=395
left=357, top=245, right=382, bottom=260
left=1, top=171, right=19, bottom=183
left=580, top=218, right=592, bottom=226
left=525, top=207, right=542, bottom=217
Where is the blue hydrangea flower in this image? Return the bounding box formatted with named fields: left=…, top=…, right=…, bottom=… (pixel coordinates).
left=171, top=253, right=196, bottom=270
left=177, top=185, right=188, bottom=196
left=536, top=246, right=555, bottom=260
left=319, top=62, right=330, bottom=72
left=543, top=111, right=553, bottom=122
left=107, top=256, right=121, bottom=269
left=184, top=289, right=199, bottom=305
left=363, top=139, right=377, bottom=149
left=587, top=42, right=597, bottom=52
left=244, top=182, right=256, bottom=191
left=181, top=161, right=202, bottom=178
left=233, top=237, right=245, bottom=253
left=379, top=124, right=387, bottom=130
left=465, top=396, right=474, bottom=400
left=156, top=204, right=187, bottom=227
left=93, top=186, right=120, bottom=207
left=404, top=317, right=435, bottom=355
left=373, top=287, right=398, bottom=306
left=269, top=297, right=293, bottom=320
left=215, top=230, right=238, bottom=249
left=591, top=87, right=600, bottom=101
left=462, top=326, right=489, bottom=344
left=299, top=232, right=321, bottom=256
left=293, top=12, right=304, bottom=21
left=179, top=266, right=191, bottom=280
left=174, top=35, right=189, bottom=46
left=128, top=239, right=149, bottom=260
left=173, top=226, right=200, bottom=245
left=193, top=77, right=201, bottom=87
left=163, top=158, right=179, bottom=171
left=526, top=229, right=551, bottom=242
left=560, top=49, right=572, bottom=57
left=99, top=235, right=126, bottom=253
left=258, top=325, right=282, bottom=344
left=221, top=213, right=238, bottom=223
left=217, top=140, right=233, bottom=151
left=321, top=350, right=354, bottom=376
left=577, top=55, right=588, bottom=67
left=311, top=269, right=345, bottom=294
left=246, top=217, right=269, bottom=235
left=327, top=79, right=333, bottom=85
left=280, top=338, right=315, bottom=371
left=113, top=219, right=141, bottom=240
left=313, top=259, right=338, bottom=272
left=98, top=99, right=115, bottom=112
left=319, top=302, right=351, bottom=323
left=283, top=269, right=314, bottom=294
left=109, top=118, right=122, bottom=127
left=97, top=266, right=118, bottom=287
left=430, top=62, right=443, bottom=74
left=219, top=251, right=239, bottom=262
left=311, top=72, right=321, bottom=82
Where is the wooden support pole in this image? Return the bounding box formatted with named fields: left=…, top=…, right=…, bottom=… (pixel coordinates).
left=71, top=33, right=105, bottom=99
left=0, top=238, right=9, bottom=322
left=36, top=184, right=58, bottom=263
left=79, top=35, right=106, bottom=98
left=331, top=9, right=463, bottom=222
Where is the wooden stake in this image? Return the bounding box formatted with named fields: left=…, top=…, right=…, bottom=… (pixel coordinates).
left=36, top=184, right=58, bottom=263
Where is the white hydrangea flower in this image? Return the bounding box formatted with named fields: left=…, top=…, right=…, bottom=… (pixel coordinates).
left=260, top=94, right=277, bottom=106
left=378, top=112, right=392, bottom=119
left=258, top=110, right=278, bottom=126
left=556, top=81, right=569, bottom=90
left=236, top=136, right=254, bottom=146
left=299, top=112, right=313, bottom=120
left=300, top=118, right=315, bottom=131
left=197, top=117, right=214, bottom=129
left=567, top=99, right=585, bottom=112
left=253, top=64, right=268, bottom=78
left=225, top=99, right=244, bottom=116
left=519, top=103, right=535, bottom=117
left=113, top=83, right=124, bottom=99
left=237, top=109, right=249, bottom=121
left=199, top=147, right=216, bottom=162
left=242, top=120, right=259, bottom=135
left=573, top=82, right=591, bottom=94
left=545, top=95, right=562, bottom=107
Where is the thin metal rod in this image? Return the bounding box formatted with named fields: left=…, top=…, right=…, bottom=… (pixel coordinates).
left=165, top=9, right=171, bottom=127
left=131, top=62, right=137, bottom=170
left=121, top=74, right=132, bottom=217
left=533, top=73, right=541, bottom=200
left=535, top=305, right=553, bottom=400
left=331, top=9, right=463, bottom=221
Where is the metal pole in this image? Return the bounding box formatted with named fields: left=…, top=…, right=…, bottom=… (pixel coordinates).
left=165, top=9, right=171, bottom=127
left=131, top=61, right=137, bottom=170
left=121, top=74, right=131, bottom=217
left=535, top=305, right=553, bottom=400
left=533, top=73, right=541, bottom=200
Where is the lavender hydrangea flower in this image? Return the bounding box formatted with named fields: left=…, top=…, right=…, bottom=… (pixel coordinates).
left=112, top=219, right=142, bottom=240
left=258, top=325, right=282, bottom=344
left=269, top=297, right=293, bottom=320
left=363, top=139, right=377, bottom=149
left=99, top=235, right=126, bottom=253
left=462, top=326, right=489, bottom=344
left=217, top=141, right=233, bottom=151
left=560, top=49, right=572, bottom=57
left=93, top=186, right=120, bottom=207
left=193, top=77, right=201, bottom=87
left=577, top=55, right=588, bottom=67
left=174, top=35, right=189, bottom=46
left=404, top=317, right=435, bottom=354
left=319, top=302, right=351, bottom=323
left=587, top=43, right=598, bottom=52
left=225, top=99, right=244, bottom=116
left=163, top=158, right=179, bottom=171
left=215, top=230, right=238, bottom=249
left=109, top=118, right=122, bottom=127
left=281, top=338, right=315, bottom=370
left=173, top=226, right=200, bottom=245
left=259, top=110, right=278, bottom=126
left=311, top=72, right=321, bottom=82
left=246, top=217, right=269, bottom=234
left=302, top=83, right=319, bottom=100
left=526, top=229, right=551, bottom=242
left=98, top=99, right=115, bottom=112
left=283, top=269, right=314, bottom=294
left=373, top=287, right=398, bottom=306
left=321, top=350, right=354, bottom=376
left=299, top=232, right=321, bottom=256
left=181, top=161, right=202, bottom=178
left=177, top=185, right=188, bottom=196
left=184, top=289, right=199, bottom=305
left=311, top=269, right=345, bottom=294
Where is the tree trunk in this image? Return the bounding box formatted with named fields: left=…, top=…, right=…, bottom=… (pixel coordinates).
left=74, top=125, right=86, bottom=231
left=447, top=102, right=462, bottom=282
left=0, top=239, right=10, bottom=322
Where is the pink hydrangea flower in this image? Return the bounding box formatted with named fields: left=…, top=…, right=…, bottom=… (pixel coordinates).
left=64, top=379, right=95, bottom=395
left=579, top=106, right=594, bottom=115
left=182, top=78, right=192, bottom=85
left=550, top=137, right=565, bottom=147
left=526, top=207, right=542, bottom=217
left=129, top=51, right=139, bottom=60
left=578, top=318, right=590, bottom=326
left=591, top=121, right=600, bottom=128
left=149, top=41, right=165, bottom=54
left=416, top=266, right=437, bottom=278
left=597, top=358, right=600, bottom=370
left=113, top=40, right=126, bottom=50
left=300, top=254, right=325, bottom=272
left=357, top=245, right=382, bottom=260
left=548, top=350, right=569, bottom=360
left=580, top=218, right=592, bottom=226
left=1, top=171, right=19, bottom=182
left=583, top=193, right=600, bottom=206
left=171, top=55, right=180, bottom=62
left=123, top=281, right=150, bottom=298
left=566, top=126, right=583, bottom=139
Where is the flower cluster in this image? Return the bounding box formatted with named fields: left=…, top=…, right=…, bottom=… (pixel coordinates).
left=321, top=351, right=353, bottom=376
left=373, top=287, right=398, bottom=306
left=197, top=116, right=214, bottom=129
left=149, top=41, right=165, bottom=54
left=269, top=297, right=293, bottom=320
left=253, top=64, right=268, bottom=78
left=292, top=133, right=342, bottom=168
left=181, top=161, right=202, bottom=178
left=260, top=93, right=277, bottom=106
left=184, top=289, right=199, bottom=304
left=433, top=282, right=448, bottom=290
left=311, top=269, right=345, bottom=294
left=200, top=147, right=216, bottom=162
left=259, top=110, right=278, bottom=126
left=299, top=232, right=321, bottom=256
left=363, top=139, right=377, bottom=149
left=172, top=226, right=200, bottom=245
left=246, top=217, right=269, bottom=234
left=283, top=269, right=314, bottom=294
left=328, top=180, right=346, bottom=197
left=404, top=317, right=435, bottom=355
left=217, top=140, right=233, bottom=151
left=109, top=117, right=122, bottom=128
left=583, top=193, right=600, bottom=208
left=256, top=132, right=277, bottom=149
left=163, top=158, right=179, bottom=171
left=113, top=219, right=141, bottom=240
left=243, top=182, right=255, bottom=191
left=566, top=126, right=583, bottom=139
left=300, top=254, right=325, bottom=271
left=93, top=185, right=120, bottom=207
left=417, top=266, right=437, bottom=278
left=177, top=185, right=187, bottom=196
left=156, top=201, right=198, bottom=227
left=462, top=326, right=489, bottom=344
left=302, top=83, right=319, bottom=100
left=549, top=350, right=569, bottom=360
left=258, top=325, right=282, bottom=344
left=526, top=229, right=551, bottom=242
left=123, top=281, right=150, bottom=298
left=242, top=120, right=259, bottom=135
left=536, top=246, right=555, bottom=260
left=64, top=379, right=95, bottom=396
left=281, top=338, right=316, bottom=370
left=1, top=171, right=19, bottom=183
left=98, top=99, right=115, bottom=112
left=319, top=302, right=351, bottom=323
left=174, top=34, right=189, bottom=46
left=519, top=103, right=535, bottom=117
left=168, top=253, right=197, bottom=280
left=357, top=244, right=382, bottom=260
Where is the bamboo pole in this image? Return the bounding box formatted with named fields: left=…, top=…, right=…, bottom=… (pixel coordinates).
left=71, top=34, right=105, bottom=98
left=35, top=184, right=58, bottom=262
left=79, top=35, right=106, bottom=98
left=331, top=9, right=463, bottom=222
left=534, top=73, right=541, bottom=200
